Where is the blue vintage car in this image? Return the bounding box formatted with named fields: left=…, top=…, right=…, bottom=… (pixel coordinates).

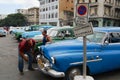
left=21, top=25, right=54, bottom=39
left=37, top=27, right=120, bottom=80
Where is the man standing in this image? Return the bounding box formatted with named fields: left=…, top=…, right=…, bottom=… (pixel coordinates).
left=18, top=38, right=35, bottom=74
left=42, top=30, right=52, bottom=45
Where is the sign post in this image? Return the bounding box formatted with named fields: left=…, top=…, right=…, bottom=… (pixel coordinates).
left=74, top=2, right=94, bottom=80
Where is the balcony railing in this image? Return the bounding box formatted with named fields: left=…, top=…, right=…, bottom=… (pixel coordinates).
left=104, top=1, right=113, bottom=7
left=89, top=2, right=99, bottom=7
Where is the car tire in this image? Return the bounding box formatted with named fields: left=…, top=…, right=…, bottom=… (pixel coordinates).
left=65, top=67, right=82, bottom=80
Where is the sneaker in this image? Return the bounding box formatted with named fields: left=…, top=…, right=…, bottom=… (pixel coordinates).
left=28, top=68, right=35, bottom=71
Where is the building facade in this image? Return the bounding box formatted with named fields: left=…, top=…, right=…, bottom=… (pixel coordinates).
left=27, top=7, right=39, bottom=25
left=38, top=0, right=120, bottom=27
left=38, top=0, right=74, bottom=26
left=79, top=0, right=120, bottom=27
left=17, top=7, right=39, bottom=25
left=17, top=9, right=28, bottom=15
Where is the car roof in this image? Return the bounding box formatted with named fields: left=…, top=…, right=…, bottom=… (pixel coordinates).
left=50, top=26, right=73, bottom=30
left=94, top=27, right=120, bottom=32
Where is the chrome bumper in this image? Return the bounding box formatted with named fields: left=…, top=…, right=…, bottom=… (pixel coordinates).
left=37, top=58, right=65, bottom=78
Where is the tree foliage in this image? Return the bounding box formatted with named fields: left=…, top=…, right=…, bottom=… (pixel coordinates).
left=0, top=13, right=27, bottom=27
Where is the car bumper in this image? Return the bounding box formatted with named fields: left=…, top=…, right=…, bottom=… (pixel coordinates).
left=37, top=58, right=65, bottom=78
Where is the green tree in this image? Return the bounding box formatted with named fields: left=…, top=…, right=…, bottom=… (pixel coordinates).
left=0, top=13, right=27, bottom=27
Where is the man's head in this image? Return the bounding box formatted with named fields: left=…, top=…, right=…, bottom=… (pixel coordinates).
left=26, top=39, right=34, bottom=47
left=42, top=30, right=47, bottom=36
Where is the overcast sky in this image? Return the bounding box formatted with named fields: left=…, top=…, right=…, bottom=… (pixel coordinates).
left=0, top=0, right=39, bottom=15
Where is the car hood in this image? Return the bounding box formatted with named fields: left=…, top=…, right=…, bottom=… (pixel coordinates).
left=42, top=39, right=102, bottom=59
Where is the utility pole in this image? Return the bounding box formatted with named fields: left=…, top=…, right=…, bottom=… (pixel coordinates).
left=38, top=0, right=41, bottom=25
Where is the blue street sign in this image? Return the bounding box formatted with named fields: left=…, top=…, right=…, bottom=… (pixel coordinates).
left=77, top=5, right=87, bottom=16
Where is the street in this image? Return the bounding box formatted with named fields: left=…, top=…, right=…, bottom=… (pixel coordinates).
left=0, top=34, right=120, bottom=80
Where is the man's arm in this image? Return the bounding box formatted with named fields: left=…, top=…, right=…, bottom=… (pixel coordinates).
left=47, top=36, right=52, bottom=43
left=19, top=51, right=28, bottom=62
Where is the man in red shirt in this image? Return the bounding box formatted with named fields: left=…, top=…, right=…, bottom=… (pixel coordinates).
left=18, top=38, right=35, bottom=74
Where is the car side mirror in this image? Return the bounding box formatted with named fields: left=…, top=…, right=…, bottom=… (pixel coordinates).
left=104, top=40, right=109, bottom=45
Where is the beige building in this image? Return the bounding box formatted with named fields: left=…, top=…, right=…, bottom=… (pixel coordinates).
left=39, top=0, right=120, bottom=27
left=17, top=9, right=28, bottom=15
left=79, top=0, right=120, bottom=27
left=17, top=7, right=39, bottom=25
left=27, top=7, right=39, bottom=25
left=38, top=0, right=74, bottom=26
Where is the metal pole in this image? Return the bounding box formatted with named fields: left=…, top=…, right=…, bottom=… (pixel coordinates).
left=83, top=36, right=87, bottom=79
left=73, top=0, right=78, bottom=27
left=38, top=0, right=41, bottom=25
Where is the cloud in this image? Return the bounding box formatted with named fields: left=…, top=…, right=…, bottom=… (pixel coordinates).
left=0, top=0, right=39, bottom=14
left=0, top=0, right=39, bottom=8
left=22, top=0, right=39, bottom=9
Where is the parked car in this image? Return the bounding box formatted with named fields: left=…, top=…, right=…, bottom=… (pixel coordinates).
left=34, top=26, right=75, bottom=53
left=0, top=28, right=7, bottom=37
left=36, top=27, right=120, bottom=80
left=14, top=29, right=25, bottom=40
left=21, top=25, right=54, bottom=39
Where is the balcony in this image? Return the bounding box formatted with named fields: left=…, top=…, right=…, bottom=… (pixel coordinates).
left=103, top=13, right=113, bottom=19
left=104, top=1, right=113, bottom=7
left=89, top=2, right=99, bottom=7
left=115, top=6, right=120, bottom=9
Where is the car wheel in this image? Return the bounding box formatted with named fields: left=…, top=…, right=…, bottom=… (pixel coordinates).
left=65, top=67, right=82, bottom=80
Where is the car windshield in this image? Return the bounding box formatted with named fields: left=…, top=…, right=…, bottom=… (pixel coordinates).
left=77, top=32, right=106, bottom=43
left=86, top=32, right=106, bottom=43
left=49, top=30, right=58, bottom=37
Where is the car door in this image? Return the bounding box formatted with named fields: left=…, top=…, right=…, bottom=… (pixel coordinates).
left=88, top=32, right=120, bottom=74
left=100, top=32, right=120, bottom=73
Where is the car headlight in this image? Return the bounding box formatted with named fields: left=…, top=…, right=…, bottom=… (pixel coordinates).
left=51, top=57, right=56, bottom=64
left=36, top=55, right=41, bottom=60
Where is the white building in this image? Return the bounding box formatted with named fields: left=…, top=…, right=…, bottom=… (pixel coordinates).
left=38, top=0, right=74, bottom=26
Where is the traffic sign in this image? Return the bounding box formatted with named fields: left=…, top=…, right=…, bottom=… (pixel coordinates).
left=76, top=3, right=89, bottom=17
left=75, top=17, right=88, bottom=26
left=73, top=22, right=93, bottom=37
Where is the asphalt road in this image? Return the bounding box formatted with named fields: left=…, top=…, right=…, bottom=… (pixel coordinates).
left=0, top=34, right=120, bottom=80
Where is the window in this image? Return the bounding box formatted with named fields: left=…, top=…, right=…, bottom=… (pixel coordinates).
left=57, top=29, right=73, bottom=39
left=55, top=13, right=58, bottom=18
left=89, top=0, right=98, bottom=3
left=90, top=7, right=98, bottom=16
left=104, top=6, right=111, bottom=16
left=49, top=14, right=50, bottom=18
left=52, top=6, right=54, bottom=10
left=108, top=33, right=120, bottom=43
left=51, top=13, right=54, bottom=18
left=86, top=32, right=106, bottom=43
left=52, top=0, right=54, bottom=2
left=55, top=5, right=58, bottom=9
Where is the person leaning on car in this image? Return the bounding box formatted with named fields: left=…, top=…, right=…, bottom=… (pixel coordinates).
left=18, top=38, right=35, bottom=75
left=42, top=29, right=52, bottom=45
